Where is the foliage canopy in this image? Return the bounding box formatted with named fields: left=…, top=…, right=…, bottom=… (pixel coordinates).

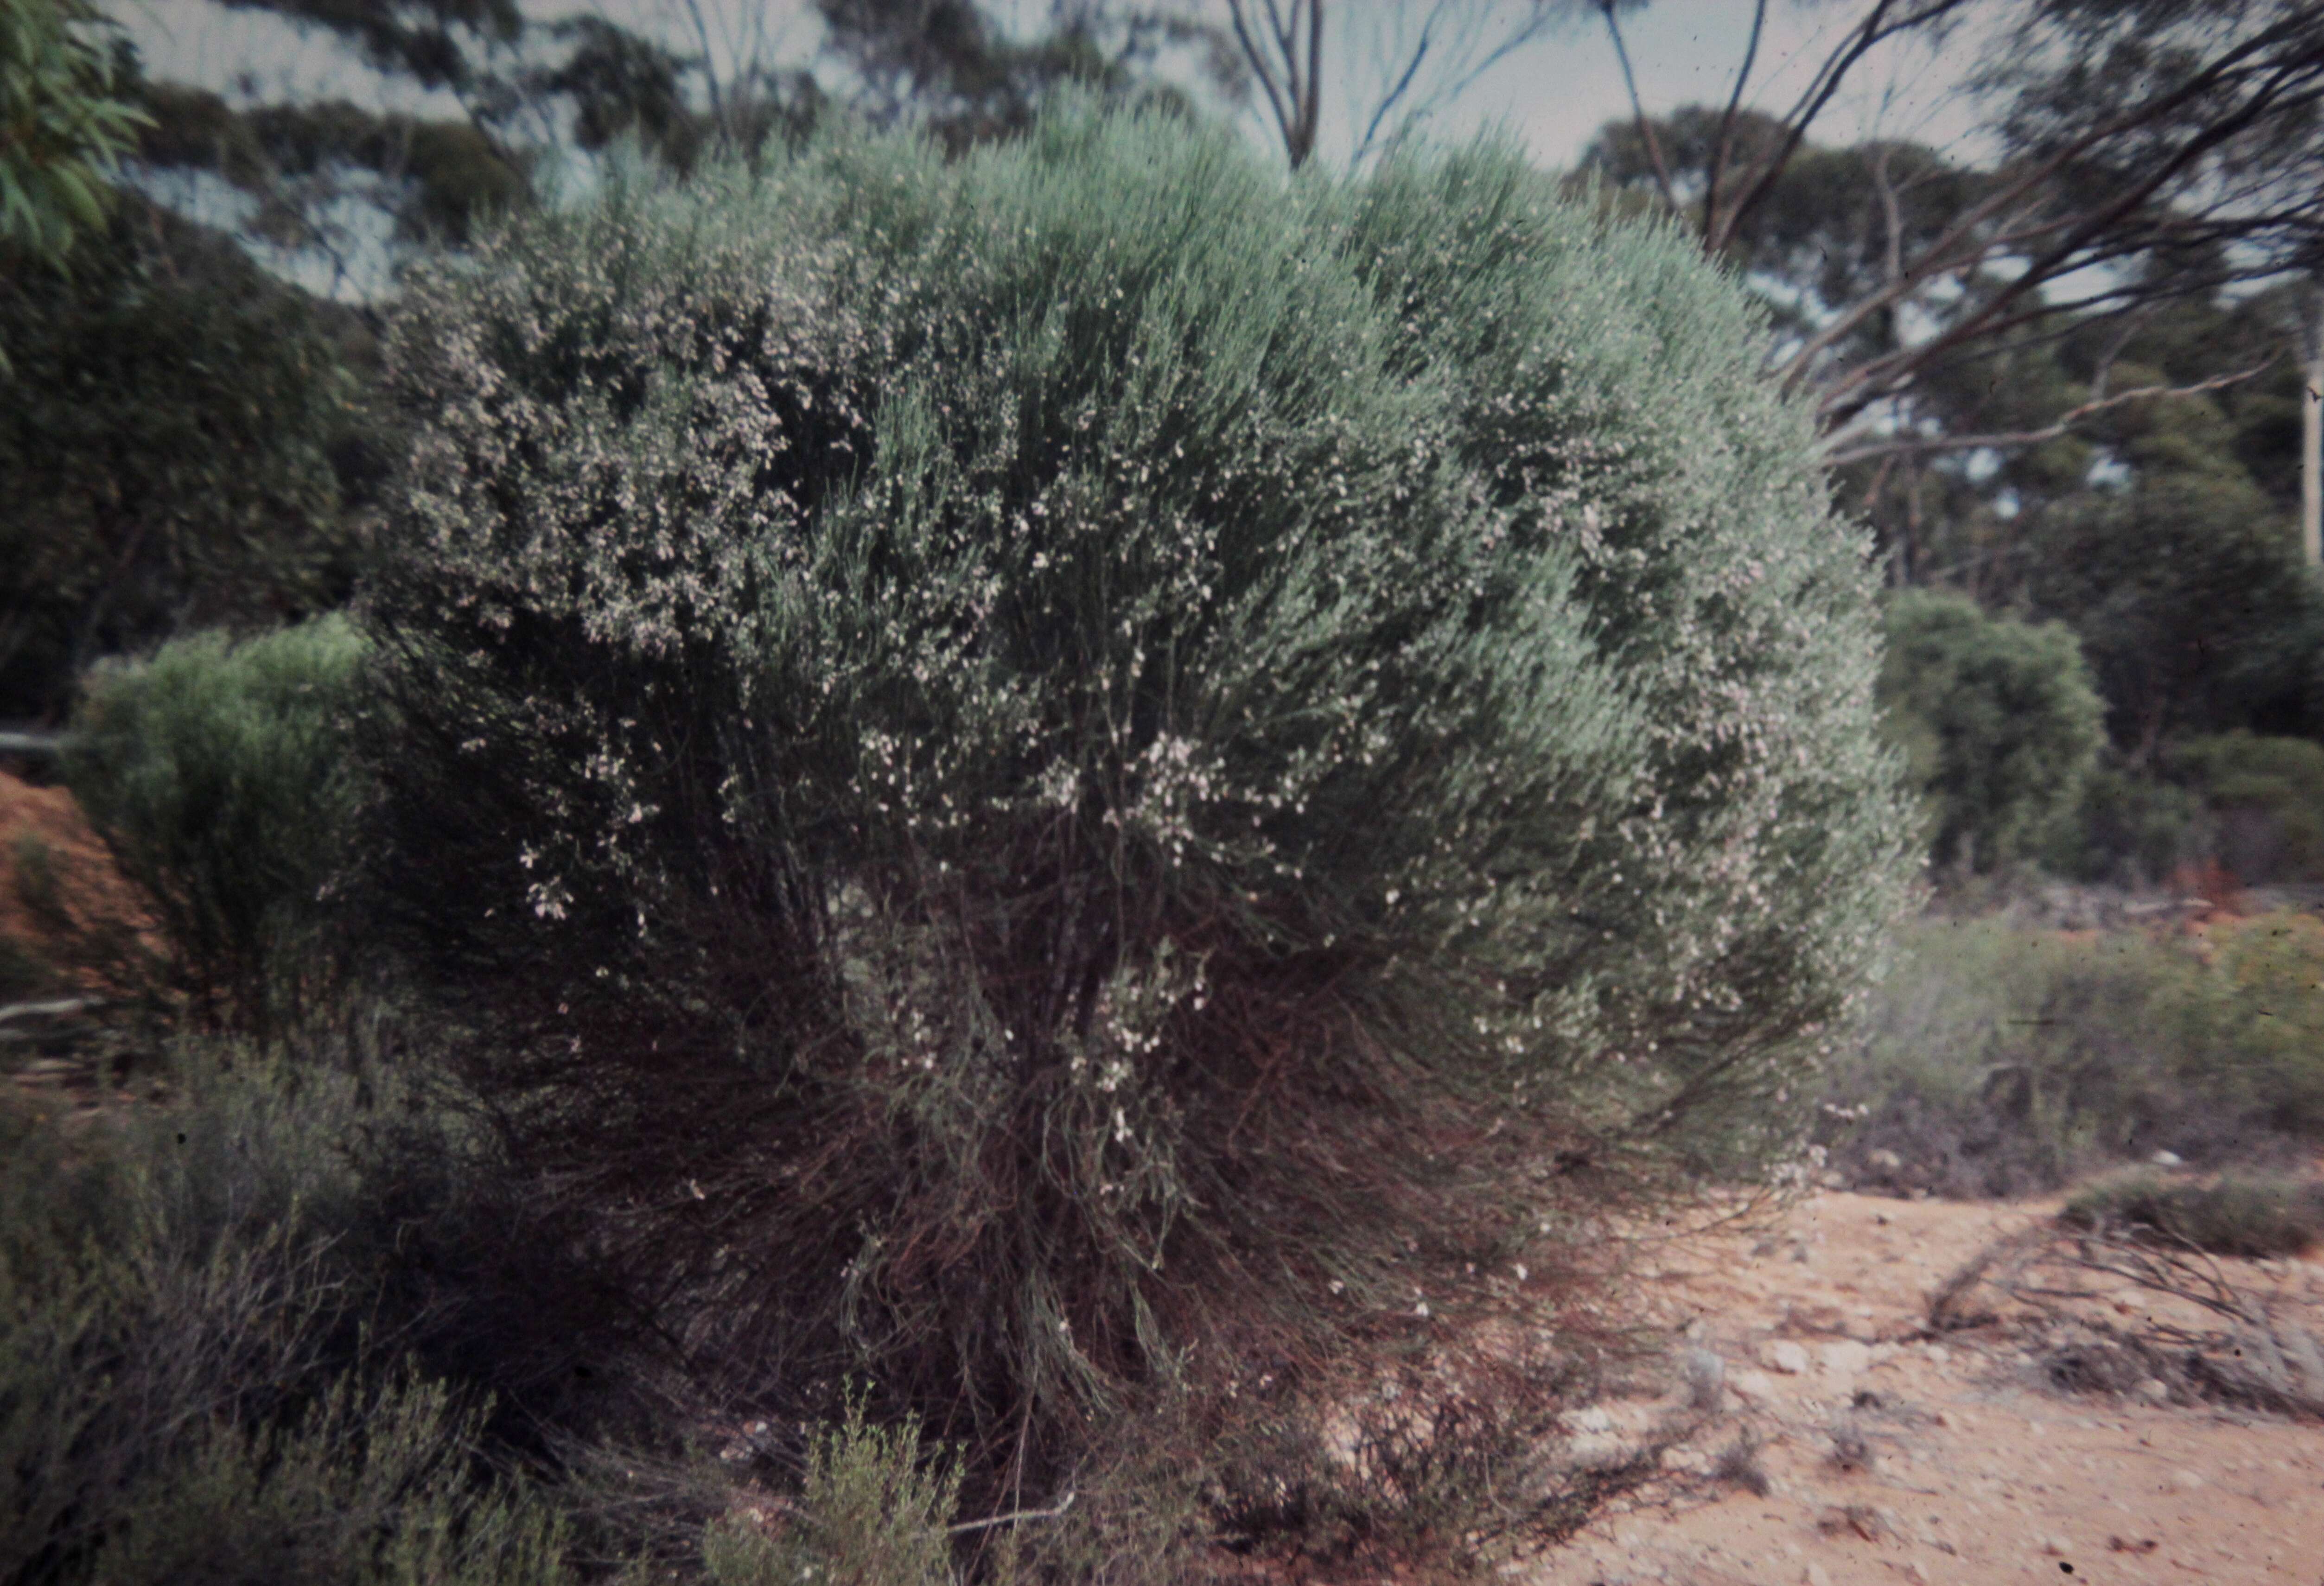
left=0, top=200, right=371, bottom=721
left=1879, top=589, right=2106, bottom=875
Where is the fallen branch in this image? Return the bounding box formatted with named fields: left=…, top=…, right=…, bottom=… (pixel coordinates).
left=1930, top=1219, right=2324, bottom=1420
left=949, top=1490, right=1075, bottom=1535
left=0, top=998, right=96, bottom=1027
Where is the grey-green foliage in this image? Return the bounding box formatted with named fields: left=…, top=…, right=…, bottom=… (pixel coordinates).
left=1820, top=912, right=2324, bottom=1196
left=0, top=1051, right=575, bottom=1586
left=63, top=614, right=368, bottom=1031
left=1878, top=588, right=2105, bottom=874
left=1820, top=918, right=2204, bottom=1195
left=2063, top=1170, right=2324, bottom=1260
left=362, top=102, right=1914, bottom=1518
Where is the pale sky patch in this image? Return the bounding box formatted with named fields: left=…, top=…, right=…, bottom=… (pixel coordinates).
left=120, top=0, right=2004, bottom=172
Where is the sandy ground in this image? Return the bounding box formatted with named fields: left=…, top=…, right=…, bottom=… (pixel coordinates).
left=1536, top=1191, right=2324, bottom=1586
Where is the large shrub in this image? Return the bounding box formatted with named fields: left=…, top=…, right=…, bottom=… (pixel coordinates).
left=62, top=614, right=368, bottom=1032
left=1878, top=588, right=2105, bottom=875
left=358, top=108, right=1913, bottom=1558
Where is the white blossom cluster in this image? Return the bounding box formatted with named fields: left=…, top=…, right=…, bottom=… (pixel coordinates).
left=367, top=107, right=1916, bottom=1242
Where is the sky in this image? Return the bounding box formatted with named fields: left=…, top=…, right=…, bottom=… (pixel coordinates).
left=120, top=0, right=1996, bottom=171
left=113, top=0, right=2003, bottom=296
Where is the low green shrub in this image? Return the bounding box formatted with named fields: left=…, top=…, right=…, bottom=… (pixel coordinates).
left=2062, top=1171, right=2324, bottom=1259
left=699, top=1393, right=961, bottom=1586
left=1820, top=913, right=2324, bottom=1196
left=2201, top=910, right=2324, bottom=1134
left=43, top=1370, right=576, bottom=1586
left=3, top=1027, right=1007, bottom=1586
left=0, top=1044, right=578, bottom=1586
left=2042, top=758, right=2213, bottom=887
left=62, top=614, right=368, bottom=1032
left=1878, top=589, right=2106, bottom=876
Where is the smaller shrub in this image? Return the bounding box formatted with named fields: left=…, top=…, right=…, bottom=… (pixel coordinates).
left=2043, top=759, right=2213, bottom=887
left=62, top=615, right=368, bottom=1033
left=1710, top=1434, right=1770, bottom=1497
left=2062, top=1172, right=2324, bottom=1259
left=1878, top=590, right=2105, bottom=876
left=2200, top=911, right=2324, bottom=1134
left=2171, top=731, right=2324, bottom=885
left=0, top=1039, right=581, bottom=1586
left=699, top=1393, right=961, bottom=1586
left=64, top=1369, right=575, bottom=1586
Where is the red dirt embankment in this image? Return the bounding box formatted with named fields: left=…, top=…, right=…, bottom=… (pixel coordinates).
left=0, top=767, right=147, bottom=975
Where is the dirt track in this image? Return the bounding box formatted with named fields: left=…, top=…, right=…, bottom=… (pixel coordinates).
left=1538, top=1190, right=2324, bottom=1586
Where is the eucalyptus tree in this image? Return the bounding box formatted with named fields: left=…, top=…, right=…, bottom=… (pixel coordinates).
left=1220, top=0, right=1637, bottom=171
left=0, top=0, right=148, bottom=269
left=1584, top=0, right=2324, bottom=460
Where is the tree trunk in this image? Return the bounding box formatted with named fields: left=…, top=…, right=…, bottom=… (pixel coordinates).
left=2300, top=273, right=2322, bottom=570
left=1901, top=452, right=1921, bottom=589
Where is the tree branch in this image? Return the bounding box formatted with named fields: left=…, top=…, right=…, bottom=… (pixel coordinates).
left=1708, top=0, right=1978, bottom=256
left=1701, top=0, right=1767, bottom=251
left=1352, top=8, right=1435, bottom=167
left=950, top=1489, right=1076, bottom=1535
left=1820, top=359, right=2275, bottom=466
left=1802, top=17, right=2324, bottom=427
left=1225, top=0, right=1295, bottom=157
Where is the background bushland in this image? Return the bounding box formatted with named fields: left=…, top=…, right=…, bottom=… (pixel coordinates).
left=0, top=200, right=379, bottom=726
left=1820, top=911, right=2324, bottom=1197
left=1877, top=590, right=2105, bottom=877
